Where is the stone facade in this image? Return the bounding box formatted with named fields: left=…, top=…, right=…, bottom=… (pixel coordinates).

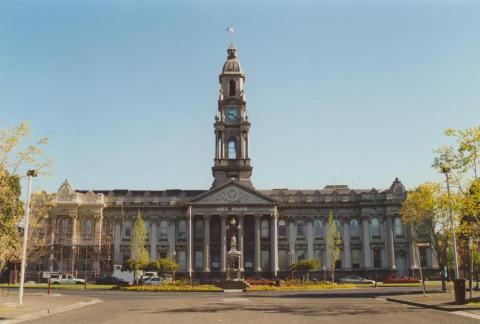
left=41, top=44, right=438, bottom=280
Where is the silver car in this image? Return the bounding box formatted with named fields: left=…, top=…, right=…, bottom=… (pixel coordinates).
left=144, top=277, right=164, bottom=286
left=338, top=275, right=375, bottom=284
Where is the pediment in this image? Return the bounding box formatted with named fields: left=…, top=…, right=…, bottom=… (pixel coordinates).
left=190, top=182, right=277, bottom=205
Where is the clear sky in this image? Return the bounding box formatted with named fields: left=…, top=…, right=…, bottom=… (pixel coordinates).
left=1, top=0, right=479, bottom=195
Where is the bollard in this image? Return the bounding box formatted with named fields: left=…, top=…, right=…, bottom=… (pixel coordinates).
left=48, top=278, right=51, bottom=295
left=84, top=275, right=87, bottom=290
left=453, top=279, right=466, bottom=305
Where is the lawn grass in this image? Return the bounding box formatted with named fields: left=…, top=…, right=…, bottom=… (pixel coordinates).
left=2, top=283, right=115, bottom=290
left=246, top=283, right=355, bottom=291
left=118, top=285, right=223, bottom=292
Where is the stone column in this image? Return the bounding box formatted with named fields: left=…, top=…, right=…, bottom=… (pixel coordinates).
left=362, top=218, right=371, bottom=268
left=221, top=133, right=226, bottom=159
left=49, top=218, right=56, bottom=272
left=289, top=219, right=296, bottom=263
left=325, top=221, right=332, bottom=269
left=215, top=134, right=219, bottom=159
left=254, top=215, right=261, bottom=272
left=71, top=215, right=77, bottom=273
left=238, top=215, right=244, bottom=271
left=150, top=219, right=157, bottom=261
left=270, top=207, right=279, bottom=276
left=343, top=221, right=351, bottom=269
left=203, top=215, right=211, bottom=272
left=94, top=216, right=103, bottom=272
left=386, top=216, right=396, bottom=270
left=220, top=215, right=227, bottom=272
left=187, top=207, right=193, bottom=274
left=408, top=224, right=418, bottom=270
left=307, top=218, right=314, bottom=259
left=168, top=217, right=176, bottom=255
left=114, top=220, right=121, bottom=264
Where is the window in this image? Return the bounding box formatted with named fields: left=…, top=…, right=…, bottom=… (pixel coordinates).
left=144, top=220, right=150, bottom=240
left=123, top=221, right=132, bottom=238
left=228, top=140, right=236, bottom=159
left=278, top=220, right=287, bottom=238
left=352, top=249, right=360, bottom=269
left=335, top=219, right=342, bottom=238
left=297, top=250, right=305, bottom=261
left=177, top=251, right=186, bottom=271
left=195, top=219, right=204, bottom=240
left=371, top=218, right=380, bottom=239
left=335, top=252, right=342, bottom=269
left=373, top=248, right=382, bottom=268
left=279, top=250, right=288, bottom=271
left=296, top=221, right=305, bottom=238
left=314, top=249, right=322, bottom=263
left=82, top=218, right=93, bottom=239
left=419, top=248, right=428, bottom=267
left=261, top=250, right=270, bottom=270
left=314, top=219, right=323, bottom=238
left=229, top=80, right=236, bottom=96
left=60, top=218, right=70, bottom=241
left=195, top=250, right=203, bottom=270
left=350, top=219, right=359, bottom=238
left=261, top=219, right=269, bottom=239
left=177, top=220, right=187, bottom=241
left=394, top=217, right=404, bottom=237
left=158, top=220, right=168, bottom=240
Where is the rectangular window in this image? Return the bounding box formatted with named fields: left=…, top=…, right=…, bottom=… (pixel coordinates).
left=195, top=250, right=203, bottom=270
left=261, top=250, right=270, bottom=271
left=297, top=250, right=305, bottom=261
left=177, top=251, right=186, bottom=271
left=279, top=250, right=288, bottom=271
left=352, top=249, right=360, bottom=269
left=314, top=249, right=322, bottom=263
left=124, top=222, right=131, bottom=238
left=373, top=248, right=382, bottom=268
left=296, top=223, right=305, bottom=238
left=419, top=248, right=428, bottom=268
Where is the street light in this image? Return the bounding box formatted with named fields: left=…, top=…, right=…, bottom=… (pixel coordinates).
left=288, top=249, right=294, bottom=280
left=441, top=164, right=460, bottom=280
left=171, top=250, right=177, bottom=282
left=19, top=169, right=37, bottom=305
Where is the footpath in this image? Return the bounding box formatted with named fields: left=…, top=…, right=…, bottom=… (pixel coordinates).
left=0, top=290, right=102, bottom=323
left=386, top=290, right=480, bottom=320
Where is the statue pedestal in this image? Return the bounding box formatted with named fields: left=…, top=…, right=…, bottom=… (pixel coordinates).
left=226, top=249, right=242, bottom=282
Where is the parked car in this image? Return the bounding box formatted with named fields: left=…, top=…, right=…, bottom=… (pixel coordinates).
left=94, top=275, right=131, bottom=286
left=337, top=276, right=375, bottom=285
left=144, top=277, right=165, bottom=286
left=383, top=274, right=420, bottom=284
left=50, top=274, right=85, bottom=285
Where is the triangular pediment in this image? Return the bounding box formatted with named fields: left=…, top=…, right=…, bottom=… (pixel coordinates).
left=190, top=181, right=277, bottom=205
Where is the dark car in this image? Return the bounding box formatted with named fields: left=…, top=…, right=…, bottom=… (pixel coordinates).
left=94, top=275, right=130, bottom=286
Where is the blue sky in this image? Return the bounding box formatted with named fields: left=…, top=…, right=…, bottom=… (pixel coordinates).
left=1, top=0, right=479, bottom=194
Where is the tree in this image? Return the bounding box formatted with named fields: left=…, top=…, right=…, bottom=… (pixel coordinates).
left=123, top=210, right=149, bottom=284
left=401, top=183, right=452, bottom=291
left=0, top=121, right=51, bottom=271
left=289, top=259, right=320, bottom=282
left=147, top=258, right=180, bottom=277
left=325, top=210, right=341, bottom=282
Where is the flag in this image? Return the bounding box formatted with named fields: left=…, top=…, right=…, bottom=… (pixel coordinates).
left=226, top=26, right=234, bottom=33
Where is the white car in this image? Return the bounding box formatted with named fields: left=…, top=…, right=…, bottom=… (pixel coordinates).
left=338, top=276, right=375, bottom=285
left=50, top=274, right=85, bottom=285
left=144, top=277, right=164, bottom=286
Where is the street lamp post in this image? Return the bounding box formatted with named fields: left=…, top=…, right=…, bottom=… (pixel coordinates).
left=288, top=249, right=294, bottom=280
left=441, top=165, right=460, bottom=279
left=19, top=169, right=37, bottom=305
left=171, top=250, right=176, bottom=282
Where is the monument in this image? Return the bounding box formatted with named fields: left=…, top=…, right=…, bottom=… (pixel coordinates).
left=226, top=217, right=243, bottom=281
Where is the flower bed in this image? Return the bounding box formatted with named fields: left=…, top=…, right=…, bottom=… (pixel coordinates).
left=246, top=283, right=355, bottom=291
left=118, top=284, right=223, bottom=292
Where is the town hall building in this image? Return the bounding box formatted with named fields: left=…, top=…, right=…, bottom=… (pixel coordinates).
left=44, top=44, right=438, bottom=280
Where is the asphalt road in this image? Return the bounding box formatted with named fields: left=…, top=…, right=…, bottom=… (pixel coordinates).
left=23, top=287, right=479, bottom=324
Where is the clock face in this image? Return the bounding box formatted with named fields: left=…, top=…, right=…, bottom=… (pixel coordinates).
left=225, top=108, right=238, bottom=121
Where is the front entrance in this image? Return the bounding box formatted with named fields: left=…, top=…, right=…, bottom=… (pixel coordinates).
left=395, top=252, right=407, bottom=276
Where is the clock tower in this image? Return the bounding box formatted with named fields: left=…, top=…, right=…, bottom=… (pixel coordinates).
left=211, top=44, right=253, bottom=189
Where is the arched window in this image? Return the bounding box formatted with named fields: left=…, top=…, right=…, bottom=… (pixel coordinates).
left=159, top=220, right=168, bottom=240
left=278, top=220, right=287, bottom=238
left=195, top=219, right=204, bottom=240
left=82, top=218, right=93, bottom=239
left=177, top=220, right=187, bottom=241
left=394, top=217, right=404, bottom=237
left=228, top=140, right=236, bottom=159
left=60, top=218, right=70, bottom=241
left=371, top=218, right=380, bottom=238
left=350, top=219, right=359, bottom=238
left=229, top=80, right=236, bottom=96
left=335, top=219, right=342, bottom=238
left=314, top=219, right=323, bottom=238
left=296, top=221, right=305, bottom=238
left=261, top=219, right=269, bottom=239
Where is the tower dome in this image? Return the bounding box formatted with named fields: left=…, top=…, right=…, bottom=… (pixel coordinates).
left=221, top=44, right=244, bottom=75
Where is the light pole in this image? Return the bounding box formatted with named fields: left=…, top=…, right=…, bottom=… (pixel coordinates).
left=19, top=169, right=37, bottom=305
left=288, top=249, right=294, bottom=280
left=441, top=164, right=460, bottom=279
left=171, top=250, right=176, bottom=281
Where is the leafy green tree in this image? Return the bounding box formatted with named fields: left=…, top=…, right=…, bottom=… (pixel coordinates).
left=122, top=210, right=149, bottom=284
left=325, top=210, right=340, bottom=282
left=401, top=183, right=452, bottom=291
left=147, top=258, right=180, bottom=277
left=289, top=259, right=320, bottom=282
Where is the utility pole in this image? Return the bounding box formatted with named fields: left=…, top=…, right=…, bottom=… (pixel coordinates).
left=19, top=170, right=37, bottom=305
left=442, top=165, right=459, bottom=279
